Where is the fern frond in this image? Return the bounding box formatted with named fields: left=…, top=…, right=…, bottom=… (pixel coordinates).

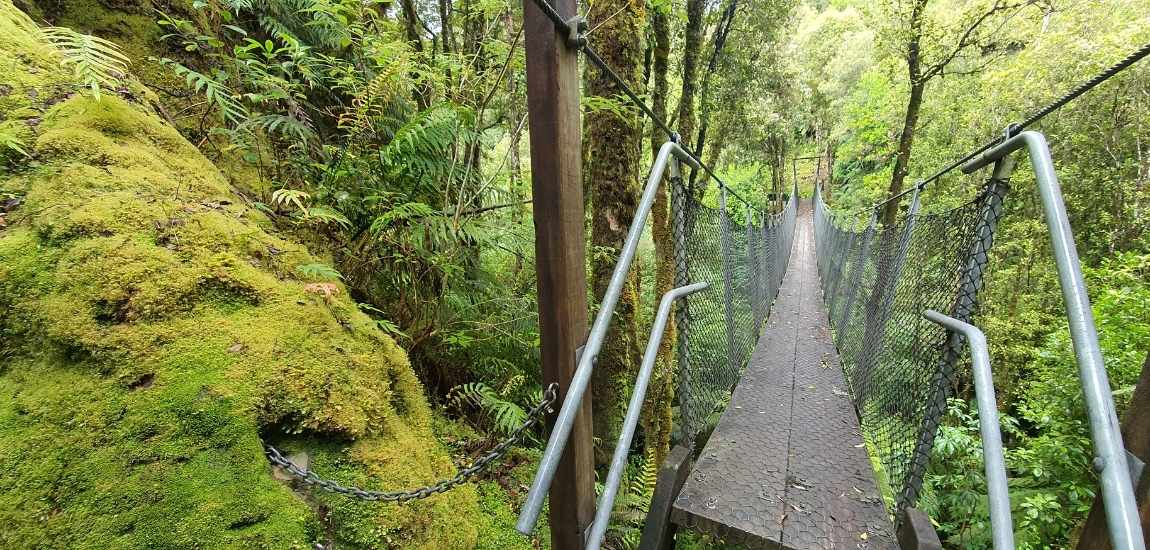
left=296, top=262, right=343, bottom=281
left=305, top=206, right=352, bottom=228
left=271, top=188, right=310, bottom=213
left=246, top=112, right=316, bottom=142
left=39, top=27, right=130, bottom=99
left=160, top=58, right=250, bottom=126
left=449, top=381, right=529, bottom=436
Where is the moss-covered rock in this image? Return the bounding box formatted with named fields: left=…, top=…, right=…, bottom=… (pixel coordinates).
left=0, top=8, right=480, bottom=548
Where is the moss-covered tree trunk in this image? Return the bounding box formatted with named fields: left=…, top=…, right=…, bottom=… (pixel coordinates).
left=641, top=5, right=675, bottom=466
left=586, top=0, right=645, bottom=463
left=676, top=0, right=704, bottom=193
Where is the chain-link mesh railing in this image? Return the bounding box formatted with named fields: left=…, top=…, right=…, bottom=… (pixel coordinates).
left=675, top=183, right=798, bottom=445
left=813, top=179, right=1005, bottom=514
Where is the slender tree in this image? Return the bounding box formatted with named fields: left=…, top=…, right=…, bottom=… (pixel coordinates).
left=587, top=0, right=646, bottom=460
left=881, top=0, right=1036, bottom=224
left=641, top=1, right=675, bottom=465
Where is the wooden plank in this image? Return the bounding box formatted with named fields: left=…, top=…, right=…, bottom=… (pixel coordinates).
left=897, top=507, right=942, bottom=550
left=640, top=444, right=693, bottom=550
left=522, top=1, right=596, bottom=547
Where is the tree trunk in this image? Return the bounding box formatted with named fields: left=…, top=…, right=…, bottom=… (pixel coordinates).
left=641, top=5, right=674, bottom=466
left=439, top=0, right=455, bottom=54
left=688, top=0, right=738, bottom=191
left=401, top=0, right=425, bottom=53
left=1076, top=351, right=1150, bottom=550
left=675, top=0, right=704, bottom=191
left=587, top=0, right=645, bottom=464
left=884, top=80, right=924, bottom=225
left=883, top=0, right=927, bottom=226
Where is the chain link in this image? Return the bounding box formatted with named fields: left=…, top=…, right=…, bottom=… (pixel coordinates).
left=265, top=383, right=559, bottom=503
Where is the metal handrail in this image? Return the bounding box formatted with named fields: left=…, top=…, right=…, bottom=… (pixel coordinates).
left=961, top=131, right=1144, bottom=550
left=923, top=311, right=1013, bottom=550
left=516, top=141, right=700, bottom=534
left=585, top=282, right=710, bottom=549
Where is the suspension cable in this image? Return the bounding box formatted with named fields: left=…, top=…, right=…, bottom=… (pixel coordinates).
left=525, top=0, right=767, bottom=213
left=863, top=41, right=1150, bottom=215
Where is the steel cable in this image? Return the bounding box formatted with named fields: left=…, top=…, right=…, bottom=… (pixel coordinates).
left=860, top=41, right=1150, bottom=216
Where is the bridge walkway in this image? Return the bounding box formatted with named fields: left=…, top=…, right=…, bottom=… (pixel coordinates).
left=670, top=199, right=896, bottom=549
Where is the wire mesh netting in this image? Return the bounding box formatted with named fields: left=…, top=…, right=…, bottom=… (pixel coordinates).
left=673, top=184, right=798, bottom=445
left=813, top=181, right=1005, bottom=513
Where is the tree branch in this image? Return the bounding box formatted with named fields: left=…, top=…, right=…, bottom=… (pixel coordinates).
left=922, top=0, right=1036, bottom=82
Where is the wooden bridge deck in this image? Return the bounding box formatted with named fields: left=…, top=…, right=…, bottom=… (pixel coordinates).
left=670, top=199, right=896, bottom=549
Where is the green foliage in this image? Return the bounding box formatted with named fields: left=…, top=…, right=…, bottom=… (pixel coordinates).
left=449, top=378, right=533, bottom=437
left=295, top=262, right=342, bottom=281
left=39, top=27, right=131, bottom=100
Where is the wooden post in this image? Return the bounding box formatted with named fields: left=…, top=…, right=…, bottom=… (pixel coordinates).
left=522, top=1, right=596, bottom=548
left=639, top=444, right=692, bottom=550
left=1077, top=351, right=1150, bottom=550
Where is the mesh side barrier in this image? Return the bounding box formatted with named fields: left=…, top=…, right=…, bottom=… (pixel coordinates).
left=813, top=184, right=1000, bottom=513
left=675, top=189, right=797, bottom=445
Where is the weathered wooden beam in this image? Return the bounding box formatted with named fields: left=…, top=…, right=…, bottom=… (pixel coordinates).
left=640, top=444, right=692, bottom=550
left=898, top=507, right=943, bottom=550
left=522, top=0, right=596, bottom=547
left=1077, top=351, right=1150, bottom=550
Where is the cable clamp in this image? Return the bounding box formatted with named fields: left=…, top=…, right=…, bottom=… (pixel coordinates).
left=565, top=15, right=588, bottom=49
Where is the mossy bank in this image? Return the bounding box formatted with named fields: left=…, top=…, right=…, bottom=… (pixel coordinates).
left=0, top=6, right=486, bottom=547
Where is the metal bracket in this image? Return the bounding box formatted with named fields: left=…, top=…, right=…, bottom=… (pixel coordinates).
left=565, top=16, right=588, bottom=49
left=1128, top=450, right=1145, bottom=487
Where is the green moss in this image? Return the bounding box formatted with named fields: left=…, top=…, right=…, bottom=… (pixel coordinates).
left=0, top=7, right=481, bottom=547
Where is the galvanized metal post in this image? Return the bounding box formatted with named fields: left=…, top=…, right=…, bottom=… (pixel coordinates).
left=587, top=282, right=709, bottom=550
left=900, top=159, right=1012, bottom=515
left=835, top=214, right=877, bottom=347
left=718, top=188, right=739, bottom=376
left=763, top=212, right=772, bottom=319
left=924, top=311, right=1015, bottom=550
left=963, top=131, right=1144, bottom=550
left=827, top=221, right=855, bottom=320
left=749, top=205, right=759, bottom=333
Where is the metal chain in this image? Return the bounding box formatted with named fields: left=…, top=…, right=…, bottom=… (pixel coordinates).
left=264, top=383, right=559, bottom=503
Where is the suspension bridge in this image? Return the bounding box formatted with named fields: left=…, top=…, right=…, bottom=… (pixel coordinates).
left=507, top=0, right=1150, bottom=547
left=254, top=0, right=1150, bottom=545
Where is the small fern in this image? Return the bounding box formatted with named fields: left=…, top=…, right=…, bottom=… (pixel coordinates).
left=296, top=262, right=342, bottom=281
left=628, top=446, right=659, bottom=499
left=39, top=27, right=130, bottom=99
left=271, top=188, right=310, bottom=214
left=0, top=127, right=29, bottom=158
left=449, top=381, right=529, bottom=436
